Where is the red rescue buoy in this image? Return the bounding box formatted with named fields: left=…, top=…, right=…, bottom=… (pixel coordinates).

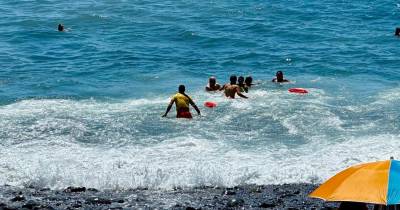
left=204, top=101, right=217, bottom=108
left=288, top=88, right=309, bottom=94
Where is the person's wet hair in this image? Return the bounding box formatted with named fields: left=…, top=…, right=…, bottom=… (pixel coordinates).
left=58, top=24, right=64, bottom=32
left=209, top=77, right=216, bottom=85
left=238, top=76, right=244, bottom=84
left=245, top=76, right=253, bottom=86
left=276, top=71, right=284, bottom=82
left=178, top=85, right=185, bottom=93
left=230, top=75, right=237, bottom=84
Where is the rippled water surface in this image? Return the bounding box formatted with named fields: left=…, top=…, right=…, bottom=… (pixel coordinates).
left=1, top=0, right=400, bottom=189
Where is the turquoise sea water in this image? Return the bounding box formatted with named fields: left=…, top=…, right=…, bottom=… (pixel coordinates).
left=1, top=0, right=400, bottom=189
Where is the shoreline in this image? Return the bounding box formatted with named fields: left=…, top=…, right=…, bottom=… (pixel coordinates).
left=0, top=183, right=339, bottom=209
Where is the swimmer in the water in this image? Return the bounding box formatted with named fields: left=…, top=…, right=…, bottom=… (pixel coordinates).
left=237, top=76, right=248, bottom=93
left=162, top=85, right=201, bottom=118
left=205, top=76, right=221, bottom=91
left=58, top=24, right=64, bottom=32
left=245, top=76, right=254, bottom=89
left=272, top=71, right=289, bottom=83
left=220, top=75, right=248, bottom=99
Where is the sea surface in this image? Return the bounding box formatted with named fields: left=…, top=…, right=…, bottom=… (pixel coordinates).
left=1, top=0, right=400, bottom=189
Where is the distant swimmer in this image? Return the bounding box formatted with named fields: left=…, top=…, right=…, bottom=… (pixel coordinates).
left=245, top=76, right=254, bottom=88
left=272, top=71, right=290, bottom=83
left=205, top=76, right=221, bottom=91
left=220, top=75, right=248, bottom=99
left=396, top=27, right=400, bottom=36
left=58, top=24, right=64, bottom=32
left=162, top=85, right=201, bottom=118
left=237, top=76, right=248, bottom=93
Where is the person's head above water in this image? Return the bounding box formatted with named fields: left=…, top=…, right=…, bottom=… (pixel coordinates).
left=245, top=76, right=253, bottom=87
left=230, top=75, right=237, bottom=85
left=178, top=85, right=185, bottom=93
left=58, top=24, right=64, bottom=32
left=58, top=24, right=63, bottom=30
left=209, top=77, right=216, bottom=86
left=238, top=76, right=244, bottom=85
left=206, top=76, right=221, bottom=91
left=276, top=71, right=284, bottom=82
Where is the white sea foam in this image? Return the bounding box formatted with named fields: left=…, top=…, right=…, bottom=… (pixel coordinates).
left=0, top=87, right=399, bottom=189
left=1, top=133, right=398, bottom=190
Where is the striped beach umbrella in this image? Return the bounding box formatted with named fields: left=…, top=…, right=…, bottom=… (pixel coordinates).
left=310, top=159, right=400, bottom=205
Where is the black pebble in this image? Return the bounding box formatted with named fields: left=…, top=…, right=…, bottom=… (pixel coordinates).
left=224, top=190, right=236, bottom=195
left=85, top=197, right=112, bottom=205
left=21, top=200, right=39, bottom=209
left=72, top=203, right=82, bottom=208
left=259, top=202, right=276, bottom=208
left=10, top=195, right=25, bottom=202
left=64, top=187, right=86, bottom=193
left=226, top=198, right=244, bottom=207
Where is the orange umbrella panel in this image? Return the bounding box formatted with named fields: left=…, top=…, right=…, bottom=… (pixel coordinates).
left=310, top=160, right=391, bottom=205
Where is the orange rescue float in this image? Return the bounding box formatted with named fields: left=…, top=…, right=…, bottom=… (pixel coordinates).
left=288, top=88, right=308, bottom=94
left=204, top=101, right=217, bottom=108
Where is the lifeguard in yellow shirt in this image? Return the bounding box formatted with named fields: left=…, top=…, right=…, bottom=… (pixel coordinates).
left=162, top=85, right=201, bottom=119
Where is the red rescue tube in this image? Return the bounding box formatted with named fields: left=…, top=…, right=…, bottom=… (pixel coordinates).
left=204, top=101, right=217, bottom=108
left=288, top=88, right=308, bottom=94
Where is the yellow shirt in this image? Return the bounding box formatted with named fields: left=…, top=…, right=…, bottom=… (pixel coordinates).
left=173, top=93, right=190, bottom=110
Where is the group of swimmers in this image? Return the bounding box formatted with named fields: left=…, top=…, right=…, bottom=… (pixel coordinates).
left=206, top=75, right=251, bottom=99
left=162, top=71, right=289, bottom=119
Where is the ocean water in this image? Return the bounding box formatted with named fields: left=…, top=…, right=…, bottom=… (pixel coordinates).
left=1, top=0, right=400, bottom=189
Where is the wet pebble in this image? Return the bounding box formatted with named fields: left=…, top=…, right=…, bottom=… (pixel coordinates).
left=226, top=198, right=244, bottom=207
left=112, top=198, right=124, bottom=203
left=10, top=195, right=25, bottom=202
left=321, top=208, right=335, bottom=210
left=251, top=186, right=262, bottom=193
left=224, top=190, right=236, bottom=195
left=64, top=187, right=86, bottom=193
left=85, top=197, right=112, bottom=205
left=1, top=206, right=18, bottom=210
left=71, top=202, right=82, bottom=208
left=259, top=201, right=276, bottom=208
left=21, top=200, right=39, bottom=209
